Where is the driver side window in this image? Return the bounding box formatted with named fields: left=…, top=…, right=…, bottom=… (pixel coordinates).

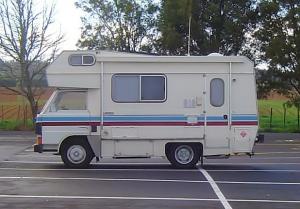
left=50, top=91, right=87, bottom=112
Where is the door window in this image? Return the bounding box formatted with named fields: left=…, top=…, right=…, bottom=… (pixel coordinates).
left=210, top=78, right=224, bottom=107
left=50, top=91, right=87, bottom=111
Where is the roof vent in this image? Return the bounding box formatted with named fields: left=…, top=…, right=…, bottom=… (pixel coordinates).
left=69, top=54, right=95, bottom=66
left=208, top=53, right=223, bottom=56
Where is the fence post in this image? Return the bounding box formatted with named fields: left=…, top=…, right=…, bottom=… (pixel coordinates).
left=25, top=105, right=28, bottom=127
left=270, top=107, right=273, bottom=128
left=17, top=105, right=21, bottom=122
left=283, top=105, right=286, bottom=128
left=1, top=105, right=3, bottom=122
left=297, top=104, right=300, bottom=129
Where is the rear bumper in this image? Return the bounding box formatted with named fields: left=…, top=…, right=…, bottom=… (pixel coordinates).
left=33, top=144, right=43, bottom=153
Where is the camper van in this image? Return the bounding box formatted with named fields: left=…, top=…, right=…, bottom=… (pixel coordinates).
left=34, top=51, right=258, bottom=168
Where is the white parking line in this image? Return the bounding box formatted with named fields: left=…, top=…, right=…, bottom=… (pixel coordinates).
left=0, top=176, right=207, bottom=184
left=216, top=181, right=300, bottom=185
left=0, top=194, right=299, bottom=203
left=206, top=169, right=300, bottom=172
left=1, top=167, right=300, bottom=172
left=199, top=168, right=233, bottom=209
left=0, top=176, right=299, bottom=186
left=0, top=194, right=218, bottom=201
left=0, top=167, right=197, bottom=172
left=228, top=199, right=300, bottom=203
left=255, top=151, right=300, bottom=155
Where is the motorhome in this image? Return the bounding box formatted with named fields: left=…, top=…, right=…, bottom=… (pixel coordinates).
left=34, top=51, right=258, bottom=168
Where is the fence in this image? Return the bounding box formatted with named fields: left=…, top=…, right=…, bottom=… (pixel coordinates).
left=259, top=102, right=300, bottom=132
left=0, top=104, right=43, bottom=129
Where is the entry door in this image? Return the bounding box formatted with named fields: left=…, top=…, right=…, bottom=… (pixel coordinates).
left=204, top=74, right=230, bottom=148
left=42, top=91, right=91, bottom=143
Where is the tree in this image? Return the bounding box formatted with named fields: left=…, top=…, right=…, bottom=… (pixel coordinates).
left=0, top=0, right=63, bottom=121
left=255, top=0, right=300, bottom=105
left=75, top=0, right=159, bottom=53
left=158, top=0, right=257, bottom=56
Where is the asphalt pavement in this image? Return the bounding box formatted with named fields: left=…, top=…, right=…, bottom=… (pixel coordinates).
left=0, top=132, right=300, bottom=209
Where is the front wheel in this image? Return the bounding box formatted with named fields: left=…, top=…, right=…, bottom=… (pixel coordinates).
left=61, top=139, right=94, bottom=168
left=168, top=144, right=201, bottom=169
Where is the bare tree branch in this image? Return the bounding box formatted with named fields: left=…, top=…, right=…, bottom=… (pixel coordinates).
left=0, top=0, right=63, bottom=121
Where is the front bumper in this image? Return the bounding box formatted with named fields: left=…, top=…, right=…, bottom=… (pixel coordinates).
left=33, top=144, right=43, bottom=153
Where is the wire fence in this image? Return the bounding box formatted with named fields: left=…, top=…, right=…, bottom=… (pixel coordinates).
left=259, top=105, right=300, bottom=132
left=0, top=104, right=43, bottom=129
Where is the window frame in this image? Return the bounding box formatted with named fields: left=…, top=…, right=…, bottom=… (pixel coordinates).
left=210, top=78, right=225, bottom=107
left=48, top=90, right=88, bottom=112
left=68, top=54, right=96, bottom=66
left=111, top=74, right=167, bottom=103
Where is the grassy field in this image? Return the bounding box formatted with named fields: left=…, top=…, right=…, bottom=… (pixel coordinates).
left=258, top=100, right=300, bottom=132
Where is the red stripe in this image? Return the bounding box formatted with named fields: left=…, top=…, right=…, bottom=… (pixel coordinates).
left=206, top=121, right=228, bottom=126
left=41, top=122, right=92, bottom=126
left=232, top=121, right=258, bottom=125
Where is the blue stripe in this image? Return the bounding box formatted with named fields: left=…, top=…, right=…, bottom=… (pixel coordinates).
left=37, top=114, right=258, bottom=123
left=104, top=116, right=186, bottom=121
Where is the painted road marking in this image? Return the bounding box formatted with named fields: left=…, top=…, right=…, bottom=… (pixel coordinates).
left=0, top=176, right=300, bottom=185
left=0, top=194, right=218, bottom=201
left=0, top=167, right=198, bottom=172
left=228, top=199, right=300, bottom=203
left=0, top=194, right=299, bottom=203
left=206, top=169, right=300, bottom=172
left=1, top=167, right=300, bottom=172
left=217, top=181, right=300, bottom=185
left=199, top=168, right=233, bottom=209
left=0, top=176, right=208, bottom=184
left=257, top=144, right=300, bottom=146
left=254, top=151, right=300, bottom=155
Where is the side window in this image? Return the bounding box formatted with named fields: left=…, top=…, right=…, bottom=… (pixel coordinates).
left=51, top=91, right=87, bottom=111
left=112, top=74, right=166, bottom=102
left=210, top=78, right=224, bottom=107
left=112, top=75, right=140, bottom=102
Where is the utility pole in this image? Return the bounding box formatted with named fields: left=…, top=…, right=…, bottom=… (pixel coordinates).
left=188, top=15, right=191, bottom=56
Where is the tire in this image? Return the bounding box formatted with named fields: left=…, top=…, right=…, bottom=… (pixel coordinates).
left=168, top=143, right=200, bottom=169
left=61, top=138, right=94, bottom=168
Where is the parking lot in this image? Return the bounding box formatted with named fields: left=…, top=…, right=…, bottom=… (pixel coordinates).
left=0, top=132, right=300, bottom=209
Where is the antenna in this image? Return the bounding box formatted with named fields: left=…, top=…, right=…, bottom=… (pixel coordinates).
left=187, top=15, right=191, bottom=56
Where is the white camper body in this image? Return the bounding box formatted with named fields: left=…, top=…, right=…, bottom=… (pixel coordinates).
left=34, top=51, right=258, bottom=168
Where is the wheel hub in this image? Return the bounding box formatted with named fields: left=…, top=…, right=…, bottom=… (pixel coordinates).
left=67, top=145, right=86, bottom=164
left=175, top=145, right=194, bottom=164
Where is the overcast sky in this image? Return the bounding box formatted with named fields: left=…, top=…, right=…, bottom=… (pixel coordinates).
left=53, top=0, right=83, bottom=50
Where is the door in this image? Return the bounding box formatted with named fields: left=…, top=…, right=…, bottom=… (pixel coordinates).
left=42, top=90, right=91, bottom=145
left=204, top=74, right=230, bottom=148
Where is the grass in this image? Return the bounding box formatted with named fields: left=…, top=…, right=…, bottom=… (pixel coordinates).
left=258, top=100, right=300, bottom=132
left=0, top=119, right=34, bottom=131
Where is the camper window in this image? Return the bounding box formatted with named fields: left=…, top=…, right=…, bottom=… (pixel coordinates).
left=112, top=74, right=166, bottom=102
left=210, top=78, right=224, bottom=107
left=69, top=54, right=95, bottom=66
left=50, top=91, right=87, bottom=111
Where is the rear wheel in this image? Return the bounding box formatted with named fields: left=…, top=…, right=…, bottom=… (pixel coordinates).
left=61, top=138, right=94, bottom=168
left=168, top=143, right=200, bottom=168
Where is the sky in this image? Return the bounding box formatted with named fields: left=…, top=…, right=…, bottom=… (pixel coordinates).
left=53, top=0, right=83, bottom=50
